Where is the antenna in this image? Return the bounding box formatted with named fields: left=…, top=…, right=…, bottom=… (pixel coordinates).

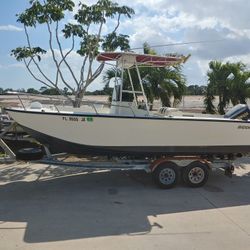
left=130, top=39, right=226, bottom=51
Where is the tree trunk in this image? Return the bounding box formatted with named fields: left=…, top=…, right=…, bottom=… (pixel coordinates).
left=72, top=88, right=87, bottom=108
left=218, top=94, right=225, bottom=115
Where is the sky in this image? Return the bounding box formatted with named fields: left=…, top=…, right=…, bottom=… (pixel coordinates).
left=1, top=0, right=250, bottom=91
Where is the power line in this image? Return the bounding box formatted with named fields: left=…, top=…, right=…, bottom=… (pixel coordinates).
left=130, top=39, right=226, bottom=50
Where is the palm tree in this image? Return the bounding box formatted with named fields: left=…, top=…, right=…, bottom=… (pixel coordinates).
left=204, top=86, right=216, bottom=114
left=142, top=65, right=186, bottom=107
left=205, top=61, right=250, bottom=114
left=228, top=62, right=250, bottom=105
left=206, top=61, right=231, bottom=114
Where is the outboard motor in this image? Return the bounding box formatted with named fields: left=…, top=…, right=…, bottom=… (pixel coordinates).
left=224, top=104, right=250, bottom=120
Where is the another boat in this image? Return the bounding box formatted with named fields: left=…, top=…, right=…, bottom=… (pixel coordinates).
left=5, top=52, right=250, bottom=157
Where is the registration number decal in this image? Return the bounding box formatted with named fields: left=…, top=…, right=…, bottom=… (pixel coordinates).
left=62, top=116, right=93, bottom=122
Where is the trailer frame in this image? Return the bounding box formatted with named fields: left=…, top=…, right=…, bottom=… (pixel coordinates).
left=35, top=147, right=236, bottom=189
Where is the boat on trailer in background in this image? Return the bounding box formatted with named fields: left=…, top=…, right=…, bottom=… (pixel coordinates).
left=4, top=52, right=250, bottom=188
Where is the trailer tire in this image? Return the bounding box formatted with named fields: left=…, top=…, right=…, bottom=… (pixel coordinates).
left=182, top=161, right=209, bottom=188
left=153, top=162, right=179, bottom=189
left=16, top=147, right=44, bottom=161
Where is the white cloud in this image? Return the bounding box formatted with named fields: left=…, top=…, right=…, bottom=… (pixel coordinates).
left=0, top=25, right=23, bottom=32
left=224, top=53, right=250, bottom=67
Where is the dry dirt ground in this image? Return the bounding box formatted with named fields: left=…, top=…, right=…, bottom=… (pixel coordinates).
left=0, top=158, right=250, bottom=250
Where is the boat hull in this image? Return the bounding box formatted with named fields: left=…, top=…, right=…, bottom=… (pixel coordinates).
left=19, top=125, right=250, bottom=156
left=6, top=108, right=250, bottom=156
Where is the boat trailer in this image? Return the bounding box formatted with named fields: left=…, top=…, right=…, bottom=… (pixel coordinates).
left=36, top=149, right=235, bottom=189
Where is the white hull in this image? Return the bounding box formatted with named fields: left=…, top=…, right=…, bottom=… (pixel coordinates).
left=6, top=108, right=250, bottom=156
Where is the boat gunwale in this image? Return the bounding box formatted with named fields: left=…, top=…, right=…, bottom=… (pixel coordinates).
left=5, top=107, right=250, bottom=124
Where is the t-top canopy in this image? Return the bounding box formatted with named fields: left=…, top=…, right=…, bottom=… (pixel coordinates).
left=96, top=52, right=190, bottom=68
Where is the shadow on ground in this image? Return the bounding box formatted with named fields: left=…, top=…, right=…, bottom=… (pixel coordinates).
left=0, top=161, right=250, bottom=243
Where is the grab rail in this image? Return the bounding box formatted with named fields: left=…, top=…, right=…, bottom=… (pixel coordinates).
left=10, top=92, right=138, bottom=117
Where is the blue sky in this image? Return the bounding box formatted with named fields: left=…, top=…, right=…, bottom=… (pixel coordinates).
left=1, top=0, right=250, bottom=91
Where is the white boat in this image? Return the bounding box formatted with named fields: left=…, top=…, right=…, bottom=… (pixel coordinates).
left=5, top=52, right=250, bottom=157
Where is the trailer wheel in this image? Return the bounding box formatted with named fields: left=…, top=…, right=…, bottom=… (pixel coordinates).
left=16, top=147, right=44, bottom=161
left=153, top=162, right=179, bottom=189
left=182, top=161, right=209, bottom=188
